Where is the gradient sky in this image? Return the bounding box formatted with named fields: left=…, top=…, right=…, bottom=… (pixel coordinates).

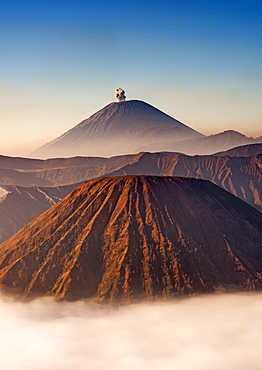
left=1, top=0, right=261, bottom=156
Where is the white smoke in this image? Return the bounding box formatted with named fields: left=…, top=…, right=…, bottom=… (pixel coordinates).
left=1, top=292, right=262, bottom=370
left=114, top=87, right=126, bottom=102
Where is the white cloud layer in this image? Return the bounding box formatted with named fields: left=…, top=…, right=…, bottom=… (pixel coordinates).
left=0, top=293, right=262, bottom=370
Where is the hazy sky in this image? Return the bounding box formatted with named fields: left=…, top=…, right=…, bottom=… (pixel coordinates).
left=1, top=0, right=261, bottom=156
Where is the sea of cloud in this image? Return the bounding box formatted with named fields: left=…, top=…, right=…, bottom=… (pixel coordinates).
left=0, top=292, right=262, bottom=370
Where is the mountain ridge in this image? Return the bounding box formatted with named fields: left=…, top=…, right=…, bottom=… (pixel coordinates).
left=0, top=154, right=133, bottom=186
left=139, top=130, right=262, bottom=155
left=0, top=146, right=261, bottom=212
left=214, top=143, right=262, bottom=157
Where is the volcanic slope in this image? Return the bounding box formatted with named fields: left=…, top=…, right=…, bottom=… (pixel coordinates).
left=0, top=175, right=261, bottom=302
left=29, top=100, right=203, bottom=158
left=108, top=151, right=262, bottom=212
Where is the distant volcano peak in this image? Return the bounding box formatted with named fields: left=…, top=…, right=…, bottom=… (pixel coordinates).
left=29, top=100, right=203, bottom=158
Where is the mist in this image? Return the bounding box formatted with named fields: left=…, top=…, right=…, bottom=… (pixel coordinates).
left=0, top=293, right=262, bottom=369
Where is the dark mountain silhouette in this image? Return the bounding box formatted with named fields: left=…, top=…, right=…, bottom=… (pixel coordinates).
left=29, top=100, right=203, bottom=158
left=0, top=184, right=77, bottom=243
left=139, top=130, right=262, bottom=155
left=0, top=175, right=261, bottom=302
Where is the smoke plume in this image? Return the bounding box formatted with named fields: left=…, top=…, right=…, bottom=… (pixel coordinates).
left=114, top=88, right=126, bottom=102
left=1, top=292, right=262, bottom=369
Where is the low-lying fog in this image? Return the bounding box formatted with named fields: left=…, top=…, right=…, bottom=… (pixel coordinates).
left=1, top=293, right=261, bottom=370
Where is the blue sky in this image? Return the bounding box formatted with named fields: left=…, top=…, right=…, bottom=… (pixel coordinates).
left=0, top=0, right=261, bottom=156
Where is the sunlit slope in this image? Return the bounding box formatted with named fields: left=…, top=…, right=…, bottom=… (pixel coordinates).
left=0, top=175, right=261, bottom=301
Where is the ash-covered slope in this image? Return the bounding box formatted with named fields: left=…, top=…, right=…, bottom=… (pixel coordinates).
left=29, top=100, right=203, bottom=158
left=0, top=184, right=77, bottom=244
left=0, top=175, right=261, bottom=302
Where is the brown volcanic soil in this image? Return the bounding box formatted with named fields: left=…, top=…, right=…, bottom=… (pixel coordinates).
left=0, top=175, right=262, bottom=302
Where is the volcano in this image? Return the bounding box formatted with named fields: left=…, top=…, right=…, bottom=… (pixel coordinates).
left=29, top=100, right=203, bottom=158
left=0, top=175, right=261, bottom=302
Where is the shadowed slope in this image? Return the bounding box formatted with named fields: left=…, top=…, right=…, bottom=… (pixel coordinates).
left=0, top=175, right=261, bottom=302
